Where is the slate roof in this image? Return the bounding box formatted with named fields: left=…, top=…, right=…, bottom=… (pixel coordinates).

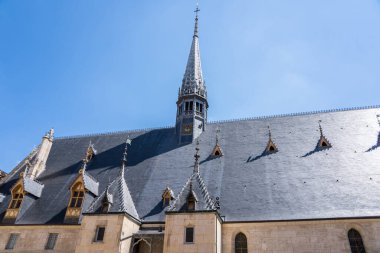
left=169, top=172, right=216, bottom=212
left=81, top=169, right=99, bottom=196
left=86, top=165, right=139, bottom=219
left=1, top=106, right=380, bottom=224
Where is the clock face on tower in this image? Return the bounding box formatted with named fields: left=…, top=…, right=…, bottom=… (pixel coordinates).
left=182, top=124, right=193, bottom=135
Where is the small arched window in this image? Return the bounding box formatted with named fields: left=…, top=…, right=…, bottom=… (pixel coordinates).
left=9, top=185, right=24, bottom=209
left=348, top=229, right=366, bottom=253
left=235, top=232, right=248, bottom=253
left=69, top=182, right=84, bottom=208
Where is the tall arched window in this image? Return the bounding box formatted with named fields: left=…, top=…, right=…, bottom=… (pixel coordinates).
left=9, top=185, right=24, bottom=209
left=348, top=229, right=366, bottom=253
left=235, top=232, right=248, bottom=253
left=69, top=182, right=84, bottom=208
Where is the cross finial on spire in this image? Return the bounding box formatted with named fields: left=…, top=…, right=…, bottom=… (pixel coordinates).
left=193, top=3, right=200, bottom=37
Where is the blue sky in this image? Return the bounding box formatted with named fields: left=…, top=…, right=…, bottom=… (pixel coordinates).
left=1, top=0, right=380, bottom=172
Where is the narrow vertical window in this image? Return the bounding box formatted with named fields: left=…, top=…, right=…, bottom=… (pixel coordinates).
left=189, top=101, right=193, bottom=111
left=196, top=102, right=200, bottom=112
left=235, top=232, right=247, bottom=253
left=94, top=226, right=106, bottom=242
left=199, top=104, right=203, bottom=113
left=185, top=227, right=194, bottom=243
left=5, top=233, right=19, bottom=250
left=348, top=229, right=366, bottom=253
left=45, top=233, right=59, bottom=250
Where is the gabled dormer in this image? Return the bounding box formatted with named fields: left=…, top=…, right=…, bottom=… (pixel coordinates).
left=265, top=127, right=278, bottom=154
left=162, top=187, right=175, bottom=208
left=317, top=121, right=332, bottom=149
left=64, top=150, right=99, bottom=223
left=3, top=169, right=44, bottom=224
left=85, top=139, right=139, bottom=219
left=211, top=129, right=223, bottom=157
left=169, top=143, right=216, bottom=212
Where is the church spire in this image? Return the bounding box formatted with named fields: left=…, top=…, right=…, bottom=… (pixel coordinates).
left=181, top=5, right=206, bottom=98
left=176, top=5, right=208, bottom=144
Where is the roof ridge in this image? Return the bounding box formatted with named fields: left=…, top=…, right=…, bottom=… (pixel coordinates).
left=1, top=145, right=41, bottom=185
left=54, top=104, right=380, bottom=140
left=209, top=104, right=380, bottom=124
left=55, top=125, right=174, bottom=140
left=195, top=173, right=215, bottom=210
left=169, top=175, right=194, bottom=210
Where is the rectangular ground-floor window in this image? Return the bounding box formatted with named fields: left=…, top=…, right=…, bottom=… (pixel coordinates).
left=45, top=233, right=59, bottom=250
left=185, top=227, right=194, bottom=243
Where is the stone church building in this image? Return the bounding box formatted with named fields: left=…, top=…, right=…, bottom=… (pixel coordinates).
left=1, top=8, right=380, bottom=253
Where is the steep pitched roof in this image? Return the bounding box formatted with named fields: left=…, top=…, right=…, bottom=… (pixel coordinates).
left=169, top=172, right=216, bottom=212
left=86, top=141, right=138, bottom=219
left=170, top=143, right=215, bottom=212
left=1, top=106, right=380, bottom=223
left=82, top=170, right=99, bottom=196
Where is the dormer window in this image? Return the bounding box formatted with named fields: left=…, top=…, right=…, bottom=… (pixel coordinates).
left=9, top=185, right=24, bottom=209
left=69, top=182, right=84, bottom=208
left=211, top=144, right=223, bottom=157
left=162, top=187, right=175, bottom=208
left=65, top=180, right=86, bottom=222
left=317, top=122, right=332, bottom=149
left=101, top=202, right=110, bottom=213
left=186, top=186, right=197, bottom=211
left=4, top=183, right=24, bottom=221
left=211, top=129, right=223, bottom=157
left=264, top=126, right=278, bottom=154
left=187, top=195, right=196, bottom=211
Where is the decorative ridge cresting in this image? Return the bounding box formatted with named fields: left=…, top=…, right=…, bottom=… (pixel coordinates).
left=55, top=105, right=380, bottom=140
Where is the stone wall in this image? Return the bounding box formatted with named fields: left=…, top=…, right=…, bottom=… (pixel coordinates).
left=75, top=214, right=140, bottom=253
left=222, top=218, right=380, bottom=253
left=163, top=212, right=220, bottom=253
left=0, top=225, right=80, bottom=253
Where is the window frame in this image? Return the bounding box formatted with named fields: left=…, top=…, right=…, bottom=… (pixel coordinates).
left=348, top=228, right=366, bottom=253
left=68, top=182, right=85, bottom=208
left=45, top=233, right=59, bottom=250
left=94, top=226, right=106, bottom=243
left=235, top=232, right=248, bottom=253
left=184, top=227, right=194, bottom=244
left=9, top=185, right=24, bottom=210
left=5, top=233, right=20, bottom=250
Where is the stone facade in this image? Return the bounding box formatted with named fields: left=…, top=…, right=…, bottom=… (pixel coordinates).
left=1, top=217, right=379, bottom=252
left=75, top=214, right=139, bottom=253
left=0, top=225, right=80, bottom=253
left=164, top=212, right=222, bottom=253
left=222, top=219, right=380, bottom=253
